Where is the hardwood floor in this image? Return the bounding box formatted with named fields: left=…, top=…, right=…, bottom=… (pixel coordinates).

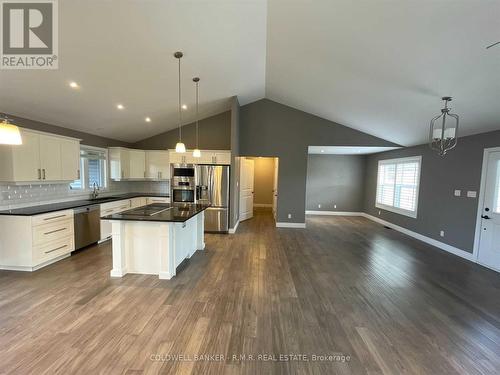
left=1, top=209, right=500, bottom=374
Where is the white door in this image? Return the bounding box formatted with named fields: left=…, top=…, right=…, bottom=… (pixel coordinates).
left=39, top=135, right=62, bottom=180
left=12, top=130, right=40, bottom=181
left=239, top=158, right=254, bottom=221
left=272, top=158, right=279, bottom=220
left=478, top=151, right=500, bottom=271
left=60, top=139, right=80, bottom=181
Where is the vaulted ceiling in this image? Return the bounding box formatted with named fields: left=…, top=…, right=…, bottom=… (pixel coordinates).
left=1, top=0, right=500, bottom=146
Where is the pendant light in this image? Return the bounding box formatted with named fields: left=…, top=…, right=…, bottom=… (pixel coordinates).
left=429, top=97, right=459, bottom=156
left=174, top=51, right=186, bottom=153
left=192, top=77, right=201, bottom=158
left=0, top=116, right=22, bottom=145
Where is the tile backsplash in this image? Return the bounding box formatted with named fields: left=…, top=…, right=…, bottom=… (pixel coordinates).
left=0, top=180, right=169, bottom=210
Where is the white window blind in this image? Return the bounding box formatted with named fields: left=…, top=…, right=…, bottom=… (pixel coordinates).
left=376, top=156, right=421, bottom=218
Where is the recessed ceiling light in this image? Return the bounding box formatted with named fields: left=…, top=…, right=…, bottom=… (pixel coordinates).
left=117, top=104, right=124, bottom=110
left=145, top=117, right=151, bottom=122
left=181, top=104, right=188, bottom=110
left=69, top=81, right=79, bottom=89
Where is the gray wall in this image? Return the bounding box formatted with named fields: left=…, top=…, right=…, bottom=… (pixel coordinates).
left=132, top=111, right=231, bottom=150
left=306, top=154, right=366, bottom=212
left=6, top=114, right=130, bottom=148
left=364, top=129, right=500, bottom=253
left=240, top=99, right=397, bottom=223
left=229, top=97, right=240, bottom=228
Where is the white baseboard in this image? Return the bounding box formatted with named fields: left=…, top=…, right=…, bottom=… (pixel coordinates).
left=276, top=222, right=306, bottom=228
left=228, top=220, right=240, bottom=234
left=0, top=254, right=71, bottom=272
left=254, top=203, right=273, bottom=208
left=361, top=213, right=475, bottom=262
left=306, top=210, right=364, bottom=216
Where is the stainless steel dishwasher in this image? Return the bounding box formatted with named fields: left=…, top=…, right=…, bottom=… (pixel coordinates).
left=74, top=205, right=101, bottom=250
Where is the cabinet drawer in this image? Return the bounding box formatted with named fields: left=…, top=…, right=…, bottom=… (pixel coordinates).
left=101, top=199, right=131, bottom=212
left=32, top=210, right=73, bottom=226
left=146, top=197, right=170, bottom=204
left=33, top=219, right=74, bottom=246
left=101, top=203, right=131, bottom=217
left=33, top=235, right=73, bottom=264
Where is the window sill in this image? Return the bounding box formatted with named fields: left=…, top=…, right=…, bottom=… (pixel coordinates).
left=376, top=203, right=417, bottom=218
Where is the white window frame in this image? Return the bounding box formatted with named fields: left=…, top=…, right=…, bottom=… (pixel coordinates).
left=376, top=156, right=422, bottom=218
left=70, top=145, right=109, bottom=191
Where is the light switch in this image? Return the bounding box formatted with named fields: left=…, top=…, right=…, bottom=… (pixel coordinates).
left=454, top=190, right=461, bottom=197
left=467, top=191, right=477, bottom=198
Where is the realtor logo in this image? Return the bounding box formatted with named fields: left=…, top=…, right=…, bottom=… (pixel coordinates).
left=1, top=0, right=58, bottom=69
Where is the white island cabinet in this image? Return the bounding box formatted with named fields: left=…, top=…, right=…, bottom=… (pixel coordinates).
left=103, top=205, right=206, bottom=279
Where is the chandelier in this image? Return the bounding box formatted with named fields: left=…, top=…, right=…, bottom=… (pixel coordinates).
left=429, top=97, right=459, bottom=156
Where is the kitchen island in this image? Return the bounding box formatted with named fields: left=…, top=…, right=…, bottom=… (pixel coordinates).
left=101, top=203, right=208, bottom=279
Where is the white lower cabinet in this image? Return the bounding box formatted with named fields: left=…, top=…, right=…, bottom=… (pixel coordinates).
left=130, top=197, right=147, bottom=208
left=100, top=199, right=132, bottom=240
left=0, top=210, right=74, bottom=271
left=146, top=197, right=170, bottom=204
left=100, top=197, right=170, bottom=240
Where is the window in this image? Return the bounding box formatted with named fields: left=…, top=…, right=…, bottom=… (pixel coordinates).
left=70, top=146, right=108, bottom=190
left=376, top=156, right=421, bottom=218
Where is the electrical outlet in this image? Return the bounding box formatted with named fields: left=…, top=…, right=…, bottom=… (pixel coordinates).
left=334, top=204, right=337, bottom=209
left=288, top=214, right=292, bottom=219
left=454, top=190, right=461, bottom=197
left=318, top=204, right=321, bottom=208
left=467, top=191, right=477, bottom=198
left=440, top=230, right=445, bottom=237
left=378, top=210, right=381, bottom=215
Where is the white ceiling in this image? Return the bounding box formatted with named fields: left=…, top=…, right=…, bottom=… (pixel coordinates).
left=266, top=0, right=500, bottom=146
left=2, top=1, right=500, bottom=146
left=308, top=146, right=400, bottom=155
left=0, top=0, right=267, bottom=142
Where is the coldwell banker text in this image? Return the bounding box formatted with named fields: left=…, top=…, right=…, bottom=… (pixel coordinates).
left=0, top=0, right=58, bottom=69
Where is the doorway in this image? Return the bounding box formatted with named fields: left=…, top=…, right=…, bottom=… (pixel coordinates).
left=477, top=148, right=500, bottom=271
left=239, top=157, right=279, bottom=222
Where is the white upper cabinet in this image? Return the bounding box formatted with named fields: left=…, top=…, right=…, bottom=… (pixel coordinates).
left=0, top=129, right=80, bottom=183
left=145, top=151, right=170, bottom=180
left=39, top=135, right=62, bottom=181
left=109, top=148, right=130, bottom=180
left=128, top=149, right=146, bottom=179
left=168, top=150, right=231, bottom=165
left=60, top=138, right=80, bottom=181
left=213, top=151, right=231, bottom=165
left=109, top=148, right=146, bottom=180
left=10, top=130, right=40, bottom=181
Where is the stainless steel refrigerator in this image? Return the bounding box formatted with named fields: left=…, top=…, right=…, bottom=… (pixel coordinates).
left=195, top=165, right=230, bottom=233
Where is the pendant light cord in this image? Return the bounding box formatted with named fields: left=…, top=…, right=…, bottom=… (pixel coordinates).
left=178, top=56, right=182, bottom=142
left=196, top=80, right=199, bottom=149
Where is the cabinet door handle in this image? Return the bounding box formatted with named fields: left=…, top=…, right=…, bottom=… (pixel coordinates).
left=44, top=227, right=67, bottom=235
left=43, top=214, right=66, bottom=221
left=42, top=169, right=46, bottom=180
left=38, top=169, right=41, bottom=180
left=45, top=244, right=67, bottom=254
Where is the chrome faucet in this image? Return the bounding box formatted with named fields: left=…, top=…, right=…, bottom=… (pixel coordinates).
left=91, top=182, right=99, bottom=199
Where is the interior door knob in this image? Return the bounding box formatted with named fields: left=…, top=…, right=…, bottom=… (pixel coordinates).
left=481, top=215, right=490, bottom=219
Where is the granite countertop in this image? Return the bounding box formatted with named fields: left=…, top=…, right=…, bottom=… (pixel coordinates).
left=0, top=193, right=170, bottom=216
left=101, top=203, right=210, bottom=223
